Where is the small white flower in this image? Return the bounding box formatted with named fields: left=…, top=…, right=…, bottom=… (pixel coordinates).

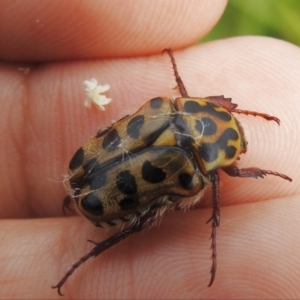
left=83, top=78, right=112, bottom=110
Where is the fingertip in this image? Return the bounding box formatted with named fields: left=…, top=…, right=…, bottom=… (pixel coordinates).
left=0, top=0, right=227, bottom=61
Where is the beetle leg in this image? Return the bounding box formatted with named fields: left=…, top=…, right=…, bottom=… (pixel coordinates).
left=232, top=109, right=280, bottom=125
left=206, top=171, right=220, bottom=287
left=222, top=166, right=292, bottom=182
left=52, top=212, right=157, bottom=296
left=204, top=96, right=280, bottom=124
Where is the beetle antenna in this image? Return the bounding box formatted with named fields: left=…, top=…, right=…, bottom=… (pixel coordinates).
left=163, top=48, right=189, bottom=97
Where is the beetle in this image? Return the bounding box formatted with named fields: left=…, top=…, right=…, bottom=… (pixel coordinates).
left=52, top=49, right=292, bottom=296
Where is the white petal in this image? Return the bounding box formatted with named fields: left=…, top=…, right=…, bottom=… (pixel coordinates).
left=95, top=84, right=110, bottom=93
left=96, top=95, right=112, bottom=105
left=83, top=78, right=98, bottom=91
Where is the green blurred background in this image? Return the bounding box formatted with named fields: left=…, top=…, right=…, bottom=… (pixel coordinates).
left=202, top=0, right=300, bottom=46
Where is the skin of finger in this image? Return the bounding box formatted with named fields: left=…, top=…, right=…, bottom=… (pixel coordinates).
left=0, top=195, right=299, bottom=299
left=0, top=37, right=299, bottom=219
left=0, top=0, right=226, bottom=62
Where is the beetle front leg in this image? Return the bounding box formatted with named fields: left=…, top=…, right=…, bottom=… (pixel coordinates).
left=52, top=212, right=156, bottom=296
left=222, top=166, right=292, bottom=182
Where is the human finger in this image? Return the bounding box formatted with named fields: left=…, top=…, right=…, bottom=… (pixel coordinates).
left=0, top=0, right=226, bottom=62
left=1, top=38, right=299, bottom=219
left=0, top=195, right=299, bottom=299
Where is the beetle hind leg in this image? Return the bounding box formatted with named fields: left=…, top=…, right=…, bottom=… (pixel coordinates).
left=206, top=171, right=220, bottom=287
left=52, top=212, right=157, bottom=296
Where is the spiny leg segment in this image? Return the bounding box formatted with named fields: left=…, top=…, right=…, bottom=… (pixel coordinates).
left=206, top=171, right=220, bottom=287
left=52, top=212, right=156, bottom=296
left=222, top=166, right=292, bottom=182
left=205, top=96, right=281, bottom=124
left=205, top=166, right=291, bottom=287
left=231, top=109, right=280, bottom=125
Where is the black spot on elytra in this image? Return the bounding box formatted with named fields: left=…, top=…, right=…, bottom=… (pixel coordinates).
left=174, top=115, right=193, bottom=147
left=83, top=158, right=102, bottom=174
left=178, top=173, right=194, bottom=190
left=150, top=97, right=163, bottom=109
left=225, top=145, right=237, bottom=159
left=142, top=120, right=170, bottom=147
left=184, top=101, right=203, bottom=113
left=199, top=128, right=239, bottom=163
left=142, top=160, right=166, bottom=183
left=184, top=101, right=232, bottom=121
left=175, top=115, right=190, bottom=136
left=127, top=115, right=144, bottom=139
left=116, top=171, right=137, bottom=194
left=195, top=118, right=217, bottom=136
left=70, top=158, right=103, bottom=188
left=119, top=197, right=140, bottom=211
left=89, top=173, right=107, bottom=191
left=81, top=193, right=104, bottom=215
left=198, top=143, right=219, bottom=163
left=69, top=147, right=84, bottom=170
left=218, top=128, right=239, bottom=144
left=213, top=110, right=231, bottom=121
left=76, top=158, right=107, bottom=190
left=102, top=129, right=121, bottom=151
